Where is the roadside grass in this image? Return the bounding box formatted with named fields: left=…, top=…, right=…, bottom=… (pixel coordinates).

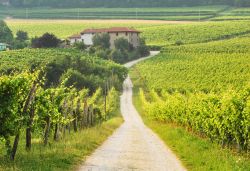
left=130, top=71, right=250, bottom=171
left=0, top=116, right=123, bottom=171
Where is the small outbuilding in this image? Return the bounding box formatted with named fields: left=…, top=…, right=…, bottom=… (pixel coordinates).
left=68, top=34, right=81, bottom=44
left=0, top=43, right=9, bottom=51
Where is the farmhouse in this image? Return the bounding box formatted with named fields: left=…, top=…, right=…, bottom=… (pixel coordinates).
left=69, top=27, right=141, bottom=49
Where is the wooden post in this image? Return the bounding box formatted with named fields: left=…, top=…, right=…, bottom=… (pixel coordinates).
left=44, top=116, right=50, bottom=146
left=83, top=99, right=88, bottom=127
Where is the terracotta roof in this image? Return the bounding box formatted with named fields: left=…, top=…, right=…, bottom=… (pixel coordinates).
left=68, top=34, right=81, bottom=39
left=81, top=27, right=141, bottom=34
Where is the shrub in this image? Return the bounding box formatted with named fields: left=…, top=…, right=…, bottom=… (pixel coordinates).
left=31, top=33, right=60, bottom=48
left=137, top=38, right=150, bottom=57
left=16, top=30, right=28, bottom=41
left=73, top=42, right=86, bottom=50
left=114, top=38, right=130, bottom=52
left=93, top=33, right=110, bottom=49
left=175, top=40, right=184, bottom=46
left=110, top=49, right=128, bottom=64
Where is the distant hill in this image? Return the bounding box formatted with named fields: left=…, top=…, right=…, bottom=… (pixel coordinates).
left=4, top=0, right=250, bottom=8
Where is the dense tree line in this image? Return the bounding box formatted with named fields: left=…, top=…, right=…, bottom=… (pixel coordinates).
left=7, top=0, right=250, bottom=7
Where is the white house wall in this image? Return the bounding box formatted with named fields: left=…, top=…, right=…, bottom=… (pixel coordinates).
left=70, top=38, right=81, bottom=44
left=81, top=34, right=93, bottom=46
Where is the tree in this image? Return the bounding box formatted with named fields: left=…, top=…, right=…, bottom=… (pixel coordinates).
left=0, top=20, right=13, bottom=44
left=31, top=33, right=60, bottom=48
left=114, top=38, right=130, bottom=52
left=16, top=30, right=28, bottom=41
left=137, top=38, right=150, bottom=57
left=110, top=49, right=128, bottom=64
left=93, top=33, right=110, bottom=49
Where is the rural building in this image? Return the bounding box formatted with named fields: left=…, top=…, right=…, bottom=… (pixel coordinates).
left=68, top=27, right=141, bottom=49
left=68, top=34, right=81, bottom=44
left=0, top=43, right=8, bottom=51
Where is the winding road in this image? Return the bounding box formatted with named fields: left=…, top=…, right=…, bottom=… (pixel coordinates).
left=79, top=51, right=186, bottom=171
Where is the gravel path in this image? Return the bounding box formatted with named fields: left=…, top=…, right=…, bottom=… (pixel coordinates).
left=79, top=52, right=186, bottom=171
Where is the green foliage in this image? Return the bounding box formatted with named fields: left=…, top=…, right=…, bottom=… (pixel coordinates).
left=140, top=88, right=250, bottom=151
left=16, top=30, right=28, bottom=41
left=141, top=21, right=250, bottom=46
left=0, top=70, right=122, bottom=160
left=12, top=39, right=28, bottom=49
left=137, top=38, right=150, bottom=57
left=132, top=35, right=250, bottom=151
left=110, top=49, right=128, bottom=64
left=114, top=38, right=130, bottom=52
left=73, top=41, right=86, bottom=51
left=31, top=33, right=60, bottom=48
left=0, top=20, right=13, bottom=44
left=0, top=49, right=128, bottom=91
left=93, top=33, right=110, bottom=49
left=0, top=73, right=34, bottom=141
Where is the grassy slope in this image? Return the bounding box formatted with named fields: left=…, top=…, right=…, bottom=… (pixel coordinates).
left=0, top=116, right=123, bottom=171
left=130, top=75, right=250, bottom=171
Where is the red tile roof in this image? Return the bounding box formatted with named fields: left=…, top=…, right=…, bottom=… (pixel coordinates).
left=81, top=27, right=141, bottom=34
left=68, top=34, right=81, bottom=39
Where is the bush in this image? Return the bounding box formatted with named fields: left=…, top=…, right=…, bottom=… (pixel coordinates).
left=73, top=42, right=86, bottom=50
left=31, top=33, right=60, bottom=48
left=93, top=33, right=110, bottom=49
left=114, top=38, right=130, bottom=52
left=147, top=45, right=162, bottom=51
left=12, top=40, right=28, bottom=49
left=175, top=40, right=184, bottom=46
left=110, top=49, right=128, bottom=64
left=137, top=38, right=150, bottom=57
left=16, top=30, right=28, bottom=41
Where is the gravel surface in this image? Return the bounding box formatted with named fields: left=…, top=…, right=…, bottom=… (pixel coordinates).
left=79, top=52, right=186, bottom=171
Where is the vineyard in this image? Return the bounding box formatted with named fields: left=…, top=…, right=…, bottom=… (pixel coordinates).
left=0, top=49, right=127, bottom=161
left=131, top=35, right=250, bottom=152
left=6, top=20, right=250, bottom=47
left=140, top=21, right=250, bottom=46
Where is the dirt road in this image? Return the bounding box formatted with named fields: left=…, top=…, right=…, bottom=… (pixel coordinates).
left=79, top=52, right=186, bottom=171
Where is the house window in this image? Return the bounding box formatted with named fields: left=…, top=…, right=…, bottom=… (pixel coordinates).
left=126, top=32, right=128, bottom=36
left=116, top=33, right=119, bottom=36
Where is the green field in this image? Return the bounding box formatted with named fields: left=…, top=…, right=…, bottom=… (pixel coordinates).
left=130, top=19, right=250, bottom=169
left=5, top=20, right=250, bottom=47
left=212, top=8, right=250, bottom=20
left=1, top=6, right=250, bottom=21
left=0, top=6, right=227, bottom=21
left=1, top=9, right=250, bottom=170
